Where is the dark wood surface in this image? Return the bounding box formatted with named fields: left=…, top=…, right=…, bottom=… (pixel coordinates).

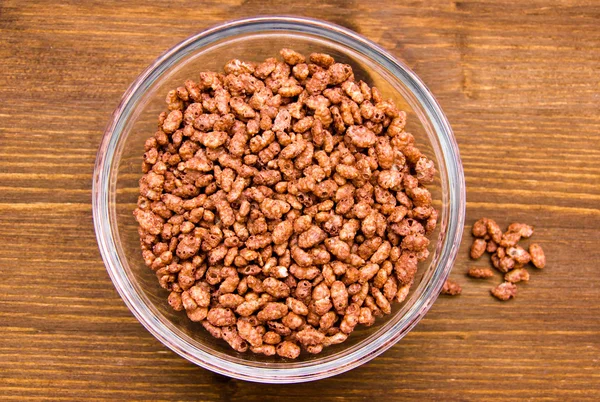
left=1, top=1, right=599, bottom=400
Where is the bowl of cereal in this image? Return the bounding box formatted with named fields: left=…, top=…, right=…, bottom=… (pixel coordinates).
left=93, top=16, right=465, bottom=383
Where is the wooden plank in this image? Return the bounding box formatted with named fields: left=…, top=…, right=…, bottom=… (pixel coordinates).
left=1, top=0, right=599, bottom=400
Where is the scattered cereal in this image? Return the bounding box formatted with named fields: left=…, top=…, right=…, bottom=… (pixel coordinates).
left=467, top=219, right=546, bottom=302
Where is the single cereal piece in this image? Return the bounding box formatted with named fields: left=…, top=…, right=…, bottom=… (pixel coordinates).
left=486, top=219, right=503, bottom=244
left=441, top=279, right=462, bottom=296
left=499, top=231, right=521, bottom=248
left=309, top=52, right=335, bottom=68
left=497, top=255, right=516, bottom=273
left=491, top=282, right=517, bottom=301
left=280, top=48, right=306, bottom=65
left=467, top=267, right=495, bottom=279
left=506, top=245, right=531, bottom=265
left=507, top=222, right=534, bottom=238
left=346, top=125, right=377, bottom=148
left=529, top=244, right=546, bottom=269
left=504, top=268, right=530, bottom=283
left=486, top=240, right=498, bottom=253
left=470, top=238, right=487, bottom=259
left=471, top=218, right=488, bottom=238
left=276, top=341, right=301, bottom=359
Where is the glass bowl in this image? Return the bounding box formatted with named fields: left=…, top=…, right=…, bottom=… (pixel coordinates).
left=92, top=16, right=465, bottom=383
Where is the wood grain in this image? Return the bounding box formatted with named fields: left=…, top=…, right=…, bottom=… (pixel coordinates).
left=1, top=0, right=599, bottom=400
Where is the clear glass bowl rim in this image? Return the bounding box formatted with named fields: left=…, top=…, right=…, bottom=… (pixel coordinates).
left=92, top=15, right=466, bottom=383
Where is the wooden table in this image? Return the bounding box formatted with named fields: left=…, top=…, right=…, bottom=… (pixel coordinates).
left=2, top=1, right=599, bottom=400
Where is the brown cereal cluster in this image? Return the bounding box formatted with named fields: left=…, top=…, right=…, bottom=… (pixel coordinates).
left=468, top=218, right=546, bottom=301
left=134, top=48, right=439, bottom=358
